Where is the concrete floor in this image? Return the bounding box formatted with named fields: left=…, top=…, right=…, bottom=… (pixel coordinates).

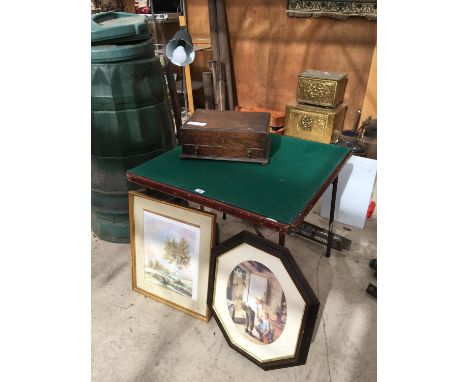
left=92, top=202, right=377, bottom=382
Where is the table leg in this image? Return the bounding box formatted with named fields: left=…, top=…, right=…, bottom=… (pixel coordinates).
left=326, top=176, right=339, bottom=257
left=254, top=227, right=265, bottom=239
left=279, top=232, right=286, bottom=246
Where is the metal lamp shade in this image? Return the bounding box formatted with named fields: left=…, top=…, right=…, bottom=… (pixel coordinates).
left=165, top=28, right=195, bottom=66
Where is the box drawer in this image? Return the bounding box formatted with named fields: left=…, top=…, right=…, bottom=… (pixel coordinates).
left=180, top=130, right=265, bottom=149
left=181, top=144, right=268, bottom=164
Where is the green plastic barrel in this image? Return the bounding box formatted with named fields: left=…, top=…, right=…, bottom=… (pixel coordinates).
left=91, top=13, right=175, bottom=243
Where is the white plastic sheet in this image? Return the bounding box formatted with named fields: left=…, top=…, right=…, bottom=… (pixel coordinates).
left=320, top=155, right=377, bottom=229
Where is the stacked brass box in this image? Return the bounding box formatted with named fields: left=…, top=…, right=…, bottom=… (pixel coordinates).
left=285, top=70, right=348, bottom=144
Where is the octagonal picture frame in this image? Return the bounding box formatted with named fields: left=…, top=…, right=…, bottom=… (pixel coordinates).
left=208, top=230, right=320, bottom=370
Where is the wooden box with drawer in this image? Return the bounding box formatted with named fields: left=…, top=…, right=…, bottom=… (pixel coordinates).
left=180, top=110, right=271, bottom=164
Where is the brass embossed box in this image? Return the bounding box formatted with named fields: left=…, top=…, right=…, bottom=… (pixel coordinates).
left=284, top=103, right=348, bottom=144
left=296, top=70, right=347, bottom=108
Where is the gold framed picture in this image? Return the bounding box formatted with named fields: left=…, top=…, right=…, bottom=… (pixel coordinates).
left=129, top=191, right=216, bottom=321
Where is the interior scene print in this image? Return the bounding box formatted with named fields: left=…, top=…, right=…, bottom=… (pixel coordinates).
left=143, top=210, right=200, bottom=300
left=226, top=261, right=287, bottom=345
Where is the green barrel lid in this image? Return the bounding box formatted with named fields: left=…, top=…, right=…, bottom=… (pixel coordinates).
left=91, top=40, right=155, bottom=63
left=92, top=12, right=150, bottom=44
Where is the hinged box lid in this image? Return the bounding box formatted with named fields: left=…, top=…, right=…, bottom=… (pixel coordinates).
left=298, top=70, right=347, bottom=82
left=287, top=102, right=347, bottom=115
left=181, top=110, right=270, bottom=134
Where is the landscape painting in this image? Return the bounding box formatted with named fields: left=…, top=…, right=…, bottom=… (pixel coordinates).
left=143, top=210, right=200, bottom=301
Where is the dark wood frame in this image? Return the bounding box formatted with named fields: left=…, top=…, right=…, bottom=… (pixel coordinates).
left=129, top=191, right=217, bottom=322
left=207, top=231, right=320, bottom=370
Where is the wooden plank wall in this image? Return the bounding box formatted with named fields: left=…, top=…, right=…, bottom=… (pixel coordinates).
left=361, top=46, right=377, bottom=121
left=187, top=0, right=377, bottom=131
left=121, top=0, right=135, bottom=13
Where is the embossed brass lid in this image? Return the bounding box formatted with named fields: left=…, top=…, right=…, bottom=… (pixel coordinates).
left=287, top=102, right=347, bottom=114
left=298, top=70, right=347, bottom=81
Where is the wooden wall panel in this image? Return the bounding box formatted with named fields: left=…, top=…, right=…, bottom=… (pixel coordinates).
left=187, top=0, right=376, bottom=131
left=185, top=0, right=212, bottom=95
left=361, top=46, right=377, bottom=121
left=121, top=0, right=135, bottom=13
left=186, top=0, right=210, bottom=36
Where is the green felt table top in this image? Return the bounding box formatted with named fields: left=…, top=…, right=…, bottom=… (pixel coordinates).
left=128, top=135, right=350, bottom=225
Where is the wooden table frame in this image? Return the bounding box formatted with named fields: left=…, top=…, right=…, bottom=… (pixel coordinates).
left=127, top=150, right=351, bottom=257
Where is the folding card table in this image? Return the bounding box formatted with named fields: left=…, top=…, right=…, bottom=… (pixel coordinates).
left=127, top=134, right=351, bottom=257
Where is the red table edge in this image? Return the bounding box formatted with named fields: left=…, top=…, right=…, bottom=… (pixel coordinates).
left=126, top=149, right=352, bottom=234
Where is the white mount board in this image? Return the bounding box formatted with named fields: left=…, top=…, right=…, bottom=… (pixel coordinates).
left=320, top=155, right=377, bottom=229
